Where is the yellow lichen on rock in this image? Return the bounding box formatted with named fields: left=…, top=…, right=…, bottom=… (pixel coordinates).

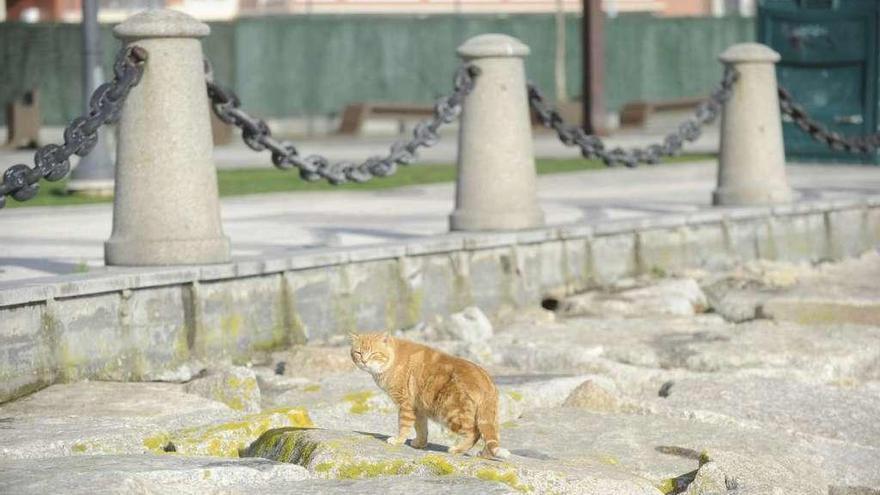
left=343, top=391, right=374, bottom=414
left=336, top=459, right=415, bottom=479
left=417, top=454, right=456, bottom=475
left=143, top=407, right=313, bottom=458
left=475, top=467, right=532, bottom=492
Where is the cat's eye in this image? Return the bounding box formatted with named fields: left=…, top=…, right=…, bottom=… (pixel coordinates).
left=352, top=351, right=362, bottom=358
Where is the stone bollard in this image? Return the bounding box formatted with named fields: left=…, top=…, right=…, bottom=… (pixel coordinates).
left=713, top=43, right=793, bottom=206
left=449, top=34, right=545, bottom=231
left=105, top=10, right=230, bottom=265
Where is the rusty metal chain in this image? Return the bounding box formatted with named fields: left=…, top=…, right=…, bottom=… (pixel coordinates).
left=529, top=67, right=738, bottom=168
left=205, top=60, right=480, bottom=184
left=778, top=86, right=880, bottom=154
left=0, top=46, right=147, bottom=209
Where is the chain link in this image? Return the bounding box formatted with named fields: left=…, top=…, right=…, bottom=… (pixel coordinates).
left=0, top=46, right=147, bottom=209
left=205, top=61, right=480, bottom=185
left=529, top=67, right=738, bottom=168
left=778, top=86, right=880, bottom=154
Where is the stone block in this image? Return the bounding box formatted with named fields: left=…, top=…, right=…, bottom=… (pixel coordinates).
left=196, top=275, right=287, bottom=360
left=345, top=260, right=401, bottom=332
left=0, top=303, right=55, bottom=403
left=401, top=254, right=469, bottom=325
left=127, top=286, right=191, bottom=379
left=765, top=213, right=828, bottom=263
left=562, top=238, right=592, bottom=293
left=53, top=293, right=129, bottom=382
left=723, top=219, right=759, bottom=261
left=637, top=228, right=689, bottom=275
left=589, top=234, right=637, bottom=285
left=467, top=248, right=515, bottom=314
left=287, top=267, right=345, bottom=343
left=828, top=208, right=871, bottom=260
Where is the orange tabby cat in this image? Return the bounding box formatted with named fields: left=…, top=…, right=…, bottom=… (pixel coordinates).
left=349, top=332, right=510, bottom=459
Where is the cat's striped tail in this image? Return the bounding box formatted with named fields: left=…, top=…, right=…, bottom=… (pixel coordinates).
left=476, top=396, right=510, bottom=459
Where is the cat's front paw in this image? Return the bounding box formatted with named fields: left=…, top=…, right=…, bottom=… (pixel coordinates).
left=386, top=436, right=406, bottom=446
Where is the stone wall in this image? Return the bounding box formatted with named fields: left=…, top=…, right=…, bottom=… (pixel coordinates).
left=2, top=196, right=879, bottom=403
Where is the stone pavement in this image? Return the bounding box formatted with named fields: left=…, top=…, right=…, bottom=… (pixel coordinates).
left=1, top=252, right=879, bottom=494
left=2, top=160, right=880, bottom=283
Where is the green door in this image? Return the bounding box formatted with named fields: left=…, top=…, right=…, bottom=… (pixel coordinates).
left=758, top=0, right=879, bottom=164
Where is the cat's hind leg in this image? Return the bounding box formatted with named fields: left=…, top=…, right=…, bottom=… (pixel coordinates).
left=410, top=412, right=429, bottom=449
left=448, top=430, right=480, bottom=455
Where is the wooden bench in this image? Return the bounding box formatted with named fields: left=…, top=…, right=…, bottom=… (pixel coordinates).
left=337, top=102, right=435, bottom=135
left=4, top=89, right=41, bottom=149
left=619, top=96, right=706, bottom=127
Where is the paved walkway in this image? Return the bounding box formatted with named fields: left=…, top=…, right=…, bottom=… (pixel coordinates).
left=2, top=160, right=880, bottom=283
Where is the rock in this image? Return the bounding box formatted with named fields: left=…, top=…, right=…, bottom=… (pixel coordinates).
left=184, top=366, right=262, bottom=413
left=0, top=381, right=311, bottom=461
left=562, top=380, right=623, bottom=412
left=491, top=316, right=880, bottom=384
left=0, top=454, right=310, bottom=495
left=243, top=427, right=662, bottom=495
left=503, top=407, right=828, bottom=495
left=559, top=278, right=708, bottom=318
left=761, top=296, right=880, bottom=326
left=441, top=306, right=494, bottom=343
left=684, top=461, right=729, bottom=495
left=140, top=362, right=205, bottom=383
left=268, top=345, right=356, bottom=380
left=637, top=373, right=880, bottom=449
left=701, top=278, right=769, bottom=323
left=0, top=382, right=237, bottom=459
left=142, top=406, right=313, bottom=458
left=702, top=251, right=880, bottom=326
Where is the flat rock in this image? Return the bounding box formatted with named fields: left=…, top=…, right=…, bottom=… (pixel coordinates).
left=243, top=427, right=663, bottom=495
left=0, top=382, right=236, bottom=459
left=640, top=373, right=880, bottom=448
left=0, top=381, right=311, bottom=460
left=184, top=365, right=262, bottom=413
left=503, top=407, right=828, bottom=495
left=559, top=278, right=708, bottom=318
left=704, top=251, right=880, bottom=326
left=492, top=316, right=880, bottom=384
left=0, top=454, right=309, bottom=495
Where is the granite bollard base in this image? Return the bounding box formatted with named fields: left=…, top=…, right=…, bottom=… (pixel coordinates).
left=104, top=237, right=231, bottom=266
left=449, top=208, right=545, bottom=231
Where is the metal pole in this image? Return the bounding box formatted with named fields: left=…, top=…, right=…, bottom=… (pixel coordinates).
left=67, top=0, right=115, bottom=196
left=581, top=0, right=606, bottom=135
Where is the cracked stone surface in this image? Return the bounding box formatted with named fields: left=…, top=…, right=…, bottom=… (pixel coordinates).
left=0, top=254, right=878, bottom=493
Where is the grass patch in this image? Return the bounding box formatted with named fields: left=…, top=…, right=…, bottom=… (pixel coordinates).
left=4, top=154, right=713, bottom=209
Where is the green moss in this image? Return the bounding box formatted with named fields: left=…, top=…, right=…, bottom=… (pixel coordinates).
left=657, top=469, right=699, bottom=495
left=71, top=443, right=87, bottom=453
left=417, top=454, right=456, bottom=476
left=475, top=468, right=531, bottom=492
left=343, top=391, right=374, bottom=414
left=143, top=407, right=313, bottom=458
left=501, top=421, right=518, bottom=429
left=315, top=461, right=334, bottom=473
left=303, top=384, right=321, bottom=393
left=336, top=460, right=415, bottom=479
left=650, top=266, right=667, bottom=278
left=507, top=391, right=523, bottom=402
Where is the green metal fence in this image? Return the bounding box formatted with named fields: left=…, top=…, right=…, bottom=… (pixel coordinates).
left=0, top=14, right=754, bottom=127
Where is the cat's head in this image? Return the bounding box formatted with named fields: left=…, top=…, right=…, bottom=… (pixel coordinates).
left=349, top=332, right=395, bottom=374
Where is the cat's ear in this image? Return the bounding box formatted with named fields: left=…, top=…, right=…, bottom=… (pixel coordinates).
left=347, top=331, right=359, bottom=343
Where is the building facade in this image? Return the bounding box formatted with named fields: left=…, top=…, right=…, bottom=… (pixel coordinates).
left=4, top=0, right=755, bottom=21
